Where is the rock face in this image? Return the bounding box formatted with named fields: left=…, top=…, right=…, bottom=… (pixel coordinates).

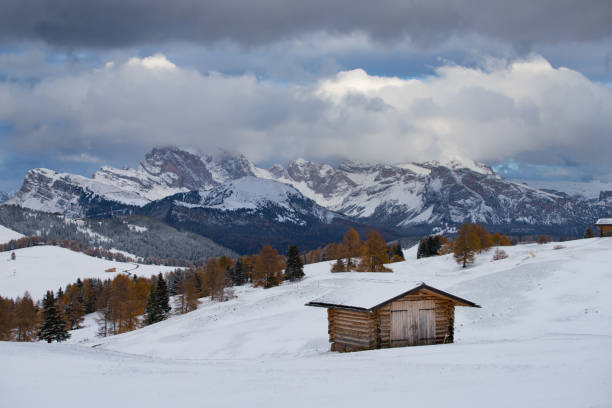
left=92, top=147, right=257, bottom=201
left=137, top=177, right=381, bottom=254
left=6, top=146, right=611, bottom=238
left=260, top=158, right=609, bottom=236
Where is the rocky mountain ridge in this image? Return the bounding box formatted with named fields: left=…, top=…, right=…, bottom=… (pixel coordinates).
left=6, top=146, right=611, bottom=238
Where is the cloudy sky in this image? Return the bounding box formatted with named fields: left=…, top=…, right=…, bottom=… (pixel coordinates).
left=1, top=0, right=612, bottom=191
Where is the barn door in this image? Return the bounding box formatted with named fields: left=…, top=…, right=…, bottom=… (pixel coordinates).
left=391, top=309, right=417, bottom=346
left=418, top=309, right=436, bottom=345
left=391, top=300, right=436, bottom=347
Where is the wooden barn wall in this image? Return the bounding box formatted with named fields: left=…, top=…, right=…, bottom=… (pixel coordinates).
left=374, top=290, right=455, bottom=348
left=328, top=309, right=376, bottom=351
left=600, top=225, right=612, bottom=237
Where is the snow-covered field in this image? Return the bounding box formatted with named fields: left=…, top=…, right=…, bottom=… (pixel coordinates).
left=0, top=245, right=178, bottom=299
left=0, top=224, right=24, bottom=243
left=2, top=238, right=612, bottom=407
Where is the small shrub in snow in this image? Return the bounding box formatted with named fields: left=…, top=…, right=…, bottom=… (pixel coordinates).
left=491, top=248, right=509, bottom=261
left=536, top=235, right=550, bottom=244
left=553, top=245, right=566, bottom=250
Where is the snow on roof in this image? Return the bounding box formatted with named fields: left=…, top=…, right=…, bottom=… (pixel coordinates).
left=307, top=281, right=478, bottom=310
left=596, top=218, right=612, bottom=225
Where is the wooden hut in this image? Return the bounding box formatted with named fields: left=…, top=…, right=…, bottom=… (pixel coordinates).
left=306, top=283, right=480, bottom=352
left=595, top=218, right=612, bottom=237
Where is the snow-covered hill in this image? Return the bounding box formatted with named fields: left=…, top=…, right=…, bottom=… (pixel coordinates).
left=0, top=224, right=24, bottom=243
left=0, top=245, right=178, bottom=299
left=2, top=238, right=611, bottom=407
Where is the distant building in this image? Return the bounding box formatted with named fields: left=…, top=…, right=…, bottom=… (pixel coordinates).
left=595, top=219, right=612, bottom=237
left=306, top=283, right=480, bottom=352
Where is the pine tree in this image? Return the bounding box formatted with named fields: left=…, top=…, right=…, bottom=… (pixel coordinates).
left=38, top=291, right=70, bottom=343
left=584, top=227, right=595, bottom=238
left=393, top=244, right=404, bottom=260
left=144, top=281, right=161, bottom=325
left=155, top=273, right=171, bottom=316
left=285, top=245, right=304, bottom=281
left=232, top=259, right=245, bottom=286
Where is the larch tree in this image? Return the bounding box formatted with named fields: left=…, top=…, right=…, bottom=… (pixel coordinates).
left=38, top=291, right=70, bottom=343
left=285, top=245, right=304, bottom=281
left=474, top=225, right=493, bottom=252
left=453, top=224, right=480, bottom=268
left=0, top=296, right=16, bottom=340
left=360, top=230, right=391, bottom=272
left=15, top=292, right=38, bottom=341
left=204, top=258, right=227, bottom=301
left=175, top=274, right=200, bottom=314
left=330, top=258, right=346, bottom=272
left=343, top=228, right=363, bottom=271
left=253, top=245, right=284, bottom=288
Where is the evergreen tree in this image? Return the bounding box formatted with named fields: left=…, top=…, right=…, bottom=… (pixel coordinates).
left=393, top=244, right=404, bottom=260
left=584, top=227, right=595, bottom=238
left=38, top=291, right=70, bottom=343
left=155, top=273, right=171, bottom=316
left=285, top=245, right=304, bottom=281
left=417, top=238, right=429, bottom=259
left=233, top=259, right=245, bottom=286
left=144, top=281, right=161, bottom=325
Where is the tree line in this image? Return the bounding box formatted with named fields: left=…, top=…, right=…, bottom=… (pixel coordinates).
left=416, top=224, right=514, bottom=268
left=300, top=228, right=404, bottom=273
left=0, top=244, right=306, bottom=342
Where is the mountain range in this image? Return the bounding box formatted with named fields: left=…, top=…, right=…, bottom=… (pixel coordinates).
left=4, top=146, right=611, bottom=253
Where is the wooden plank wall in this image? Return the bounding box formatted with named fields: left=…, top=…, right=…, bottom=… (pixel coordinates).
left=374, top=290, right=455, bottom=348
left=328, top=309, right=376, bottom=352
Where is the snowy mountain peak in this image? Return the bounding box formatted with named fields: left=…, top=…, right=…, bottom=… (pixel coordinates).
left=6, top=147, right=609, bottom=236
left=197, top=176, right=305, bottom=211
left=421, top=157, right=496, bottom=176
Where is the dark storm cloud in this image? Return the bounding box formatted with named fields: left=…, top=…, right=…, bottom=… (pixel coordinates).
left=1, top=0, right=611, bottom=48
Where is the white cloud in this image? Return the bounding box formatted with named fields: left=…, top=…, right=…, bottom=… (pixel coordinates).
left=126, top=54, right=177, bottom=70
left=57, top=153, right=103, bottom=163
left=0, top=53, right=611, bottom=170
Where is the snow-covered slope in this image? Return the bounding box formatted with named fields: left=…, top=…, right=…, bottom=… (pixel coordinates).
left=0, top=245, right=177, bottom=299
left=2, top=238, right=611, bottom=407
left=81, top=237, right=612, bottom=358
left=0, top=224, right=24, bottom=243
